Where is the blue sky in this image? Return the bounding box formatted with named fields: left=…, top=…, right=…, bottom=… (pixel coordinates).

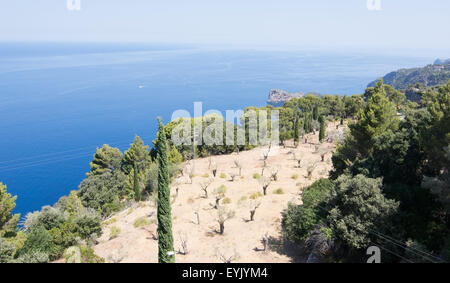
left=1, top=0, right=449, bottom=53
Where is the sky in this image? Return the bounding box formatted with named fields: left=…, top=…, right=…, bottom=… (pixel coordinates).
left=0, top=0, right=450, bottom=54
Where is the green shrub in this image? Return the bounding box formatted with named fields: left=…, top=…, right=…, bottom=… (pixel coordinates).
left=23, top=206, right=66, bottom=232
left=281, top=179, right=334, bottom=243
left=103, top=217, right=117, bottom=227
left=48, top=222, right=79, bottom=253
left=109, top=226, right=121, bottom=240
left=133, top=217, right=151, bottom=228
left=222, top=197, right=232, bottom=204
left=282, top=203, right=319, bottom=242
left=291, top=174, right=299, bottom=180
left=78, top=171, right=126, bottom=217
left=102, top=196, right=122, bottom=217
left=302, top=178, right=334, bottom=207
left=17, top=226, right=56, bottom=261
left=253, top=173, right=261, bottom=179
left=13, top=250, right=49, bottom=263
left=220, top=173, right=227, bottom=179
left=80, top=245, right=105, bottom=263
left=74, top=209, right=103, bottom=240
left=63, top=246, right=81, bottom=263
left=273, top=188, right=285, bottom=195
left=0, top=237, right=15, bottom=263
left=249, top=192, right=263, bottom=200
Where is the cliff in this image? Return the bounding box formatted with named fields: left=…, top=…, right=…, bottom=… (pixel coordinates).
left=267, top=89, right=304, bottom=107
left=368, top=59, right=450, bottom=90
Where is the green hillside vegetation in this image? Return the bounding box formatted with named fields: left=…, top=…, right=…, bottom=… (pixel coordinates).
left=1, top=80, right=448, bottom=263
left=282, top=81, right=450, bottom=263
left=368, top=61, right=450, bottom=90
left=0, top=125, right=183, bottom=263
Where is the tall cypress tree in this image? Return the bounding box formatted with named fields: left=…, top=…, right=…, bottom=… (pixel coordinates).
left=133, top=161, right=141, bottom=202
left=312, top=105, right=319, bottom=121
left=319, top=116, right=325, bottom=142
left=304, top=113, right=312, bottom=133
left=293, top=118, right=300, bottom=147
left=156, top=118, right=175, bottom=263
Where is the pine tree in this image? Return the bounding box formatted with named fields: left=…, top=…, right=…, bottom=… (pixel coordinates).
left=121, top=135, right=151, bottom=175
left=156, top=118, right=175, bottom=263
left=350, top=80, right=399, bottom=155
left=133, top=162, right=141, bottom=202
left=0, top=183, right=20, bottom=237
left=319, top=116, right=325, bottom=142
left=88, top=144, right=122, bottom=176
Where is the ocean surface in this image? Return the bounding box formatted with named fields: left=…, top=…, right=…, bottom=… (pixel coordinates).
left=0, top=42, right=433, bottom=217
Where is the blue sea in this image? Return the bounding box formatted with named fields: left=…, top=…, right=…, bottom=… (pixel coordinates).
left=0, top=42, right=433, bottom=217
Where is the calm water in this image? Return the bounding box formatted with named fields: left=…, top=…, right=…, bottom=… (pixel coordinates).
left=0, top=43, right=433, bottom=217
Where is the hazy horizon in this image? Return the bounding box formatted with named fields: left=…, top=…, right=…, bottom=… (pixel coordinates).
left=1, top=0, right=449, bottom=57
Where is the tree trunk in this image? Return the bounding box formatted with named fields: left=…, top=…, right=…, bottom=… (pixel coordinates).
left=195, top=212, right=200, bottom=225
left=250, top=210, right=256, bottom=221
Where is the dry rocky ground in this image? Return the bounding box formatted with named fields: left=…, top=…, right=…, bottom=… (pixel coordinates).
left=93, top=123, right=344, bottom=263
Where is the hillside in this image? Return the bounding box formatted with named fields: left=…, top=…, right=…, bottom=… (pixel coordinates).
left=90, top=123, right=344, bottom=263
left=368, top=60, right=450, bottom=90
left=267, top=89, right=304, bottom=107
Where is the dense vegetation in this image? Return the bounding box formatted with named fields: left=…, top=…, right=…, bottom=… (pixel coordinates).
left=0, top=123, right=183, bottom=263
left=1, top=77, right=448, bottom=263
left=282, top=80, right=450, bottom=262
left=163, top=93, right=365, bottom=160
left=368, top=60, right=450, bottom=90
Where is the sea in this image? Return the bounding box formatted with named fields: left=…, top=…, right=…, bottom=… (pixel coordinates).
left=0, top=42, right=433, bottom=217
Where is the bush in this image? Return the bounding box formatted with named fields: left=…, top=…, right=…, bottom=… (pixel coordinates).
left=78, top=171, right=126, bottom=216
left=249, top=192, right=263, bottom=200
left=253, top=173, right=261, bottom=179
left=220, top=173, right=227, bottom=179
left=281, top=179, right=334, bottom=243
left=23, top=211, right=41, bottom=233
left=17, top=226, right=56, bottom=261
left=103, top=217, right=117, bottom=227
left=109, top=226, right=121, bottom=240
left=32, top=206, right=66, bottom=230
left=326, top=175, right=399, bottom=249
left=133, top=217, right=151, bottom=228
left=63, top=246, right=81, bottom=263
left=80, top=245, right=105, bottom=263
left=222, top=197, right=232, bottom=204
left=48, top=221, right=80, bottom=254
left=273, top=188, right=285, bottom=195
left=291, top=174, right=299, bottom=180
left=13, top=250, right=49, bottom=263
left=74, top=209, right=103, bottom=240
left=0, top=237, right=15, bottom=263
left=102, top=195, right=122, bottom=217
left=282, top=203, right=321, bottom=243
left=302, top=178, right=334, bottom=207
